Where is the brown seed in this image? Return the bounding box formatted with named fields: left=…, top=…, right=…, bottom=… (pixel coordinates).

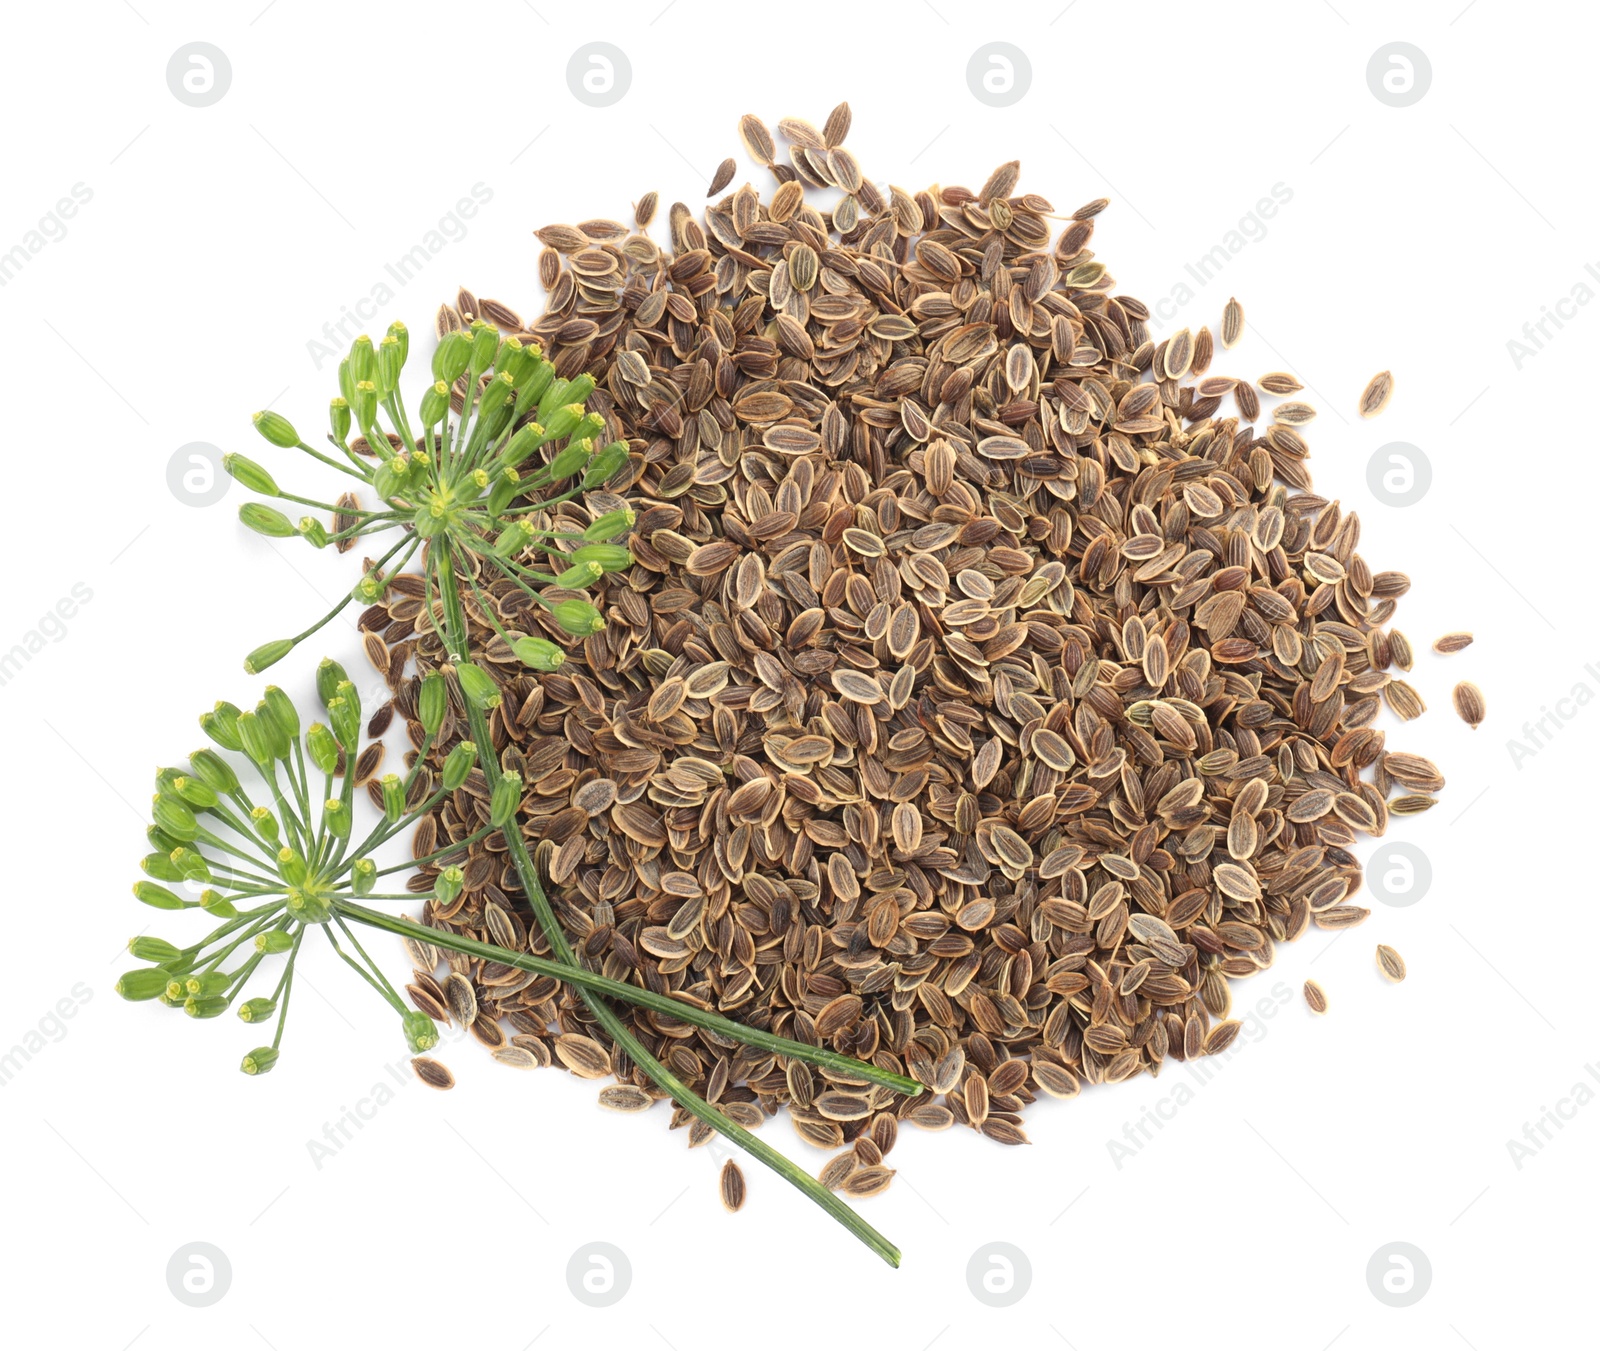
left=1376, top=945, right=1407, bottom=982
left=1452, top=681, right=1486, bottom=728
left=1303, top=980, right=1328, bottom=1014
left=1220, top=296, right=1244, bottom=347
left=1359, top=370, right=1395, bottom=417
left=719, top=1159, right=747, bottom=1212
left=707, top=157, right=736, bottom=198
left=411, top=1057, right=455, bottom=1090
left=1433, top=631, right=1474, bottom=654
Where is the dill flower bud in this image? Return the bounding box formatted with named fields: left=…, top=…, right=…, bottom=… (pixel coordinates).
left=171, top=775, right=218, bottom=809
left=387, top=319, right=409, bottom=365
left=239, top=998, right=274, bottom=1023
left=330, top=396, right=351, bottom=443
left=129, top=935, right=183, bottom=963
left=185, top=995, right=230, bottom=1019
left=317, top=658, right=350, bottom=705
left=236, top=710, right=276, bottom=767
left=199, top=889, right=237, bottom=919
left=239, top=503, right=296, bottom=538
left=571, top=544, right=633, bottom=573
left=455, top=662, right=501, bottom=711
left=543, top=437, right=591, bottom=482
left=243, top=639, right=294, bottom=676
left=512, top=636, right=565, bottom=671
left=490, top=771, right=523, bottom=828
left=376, top=333, right=403, bottom=394
left=402, top=1011, right=439, bottom=1054
left=186, top=971, right=231, bottom=998
left=542, top=402, right=587, bottom=442
left=381, top=774, right=405, bottom=822
left=419, top=672, right=445, bottom=735
left=152, top=793, right=199, bottom=840
left=468, top=320, right=500, bottom=378
left=550, top=599, right=605, bottom=636
left=201, top=701, right=243, bottom=751
left=250, top=805, right=280, bottom=842
left=322, top=796, right=352, bottom=839
left=251, top=410, right=300, bottom=449
left=350, top=857, right=376, bottom=896
left=349, top=334, right=376, bottom=384
left=485, top=466, right=522, bottom=517
left=139, top=852, right=185, bottom=883
left=582, top=441, right=629, bottom=490
left=299, top=517, right=330, bottom=548
left=241, top=1047, right=280, bottom=1076
left=583, top=507, right=636, bottom=542
left=256, top=931, right=295, bottom=954
left=352, top=379, right=378, bottom=433
left=435, top=865, right=464, bottom=907
left=442, top=741, right=477, bottom=791
left=187, top=748, right=239, bottom=795
left=433, top=330, right=471, bottom=384
left=262, top=685, right=301, bottom=739
left=116, top=968, right=172, bottom=1001
left=420, top=379, right=450, bottom=428
left=226, top=452, right=282, bottom=495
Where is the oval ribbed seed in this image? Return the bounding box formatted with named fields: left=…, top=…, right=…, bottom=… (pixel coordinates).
left=599, top=1085, right=655, bottom=1112
left=554, top=1034, right=612, bottom=1079
left=1376, top=944, right=1407, bottom=982
left=1220, top=297, right=1244, bottom=347
left=831, top=670, right=883, bottom=704
left=1433, top=631, right=1474, bottom=654
left=411, top=1057, right=455, bottom=1090
left=443, top=971, right=477, bottom=1027
left=1303, top=980, right=1328, bottom=1014
left=1359, top=370, right=1395, bottom=417
left=1031, top=727, right=1076, bottom=772
left=1453, top=681, right=1486, bottom=728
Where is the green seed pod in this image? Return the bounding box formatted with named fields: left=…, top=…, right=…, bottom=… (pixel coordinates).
left=583, top=506, right=636, bottom=542
left=240, top=1046, right=280, bottom=1076
left=299, top=516, right=330, bottom=549
left=419, top=672, right=446, bottom=735
left=330, top=396, right=351, bottom=444
left=420, top=379, right=450, bottom=428
left=164, top=976, right=187, bottom=1002
left=236, top=710, right=276, bottom=767
left=402, top=1010, right=440, bottom=1054
left=323, top=796, right=352, bottom=839
left=499, top=422, right=541, bottom=470
left=485, top=466, right=522, bottom=517
left=185, top=995, right=229, bottom=1019
left=352, top=379, right=378, bottom=433
left=412, top=497, right=449, bottom=538
left=554, top=560, right=603, bottom=589
left=188, top=748, right=240, bottom=795
left=147, top=825, right=183, bottom=856
left=539, top=438, right=589, bottom=485
left=494, top=520, right=531, bottom=558
left=541, top=402, right=586, bottom=443
left=262, top=685, right=301, bottom=739
left=571, top=543, right=633, bottom=573
left=433, top=330, right=471, bottom=384
left=256, top=930, right=295, bottom=954
left=225, top=452, right=281, bottom=495
left=475, top=370, right=518, bottom=443
left=185, top=971, right=231, bottom=998
left=169, top=847, right=211, bottom=882
left=199, top=889, right=238, bottom=919
left=496, top=336, right=534, bottom=385
left=550, top=599, right=605, bottom=636
left=251, top=410, right=300, bottom=449
left=254, top=700, right=292, bottom=761
left=239, top=503, right=296, bottom=538
left=243, top=639, right=294, bottom=676
left=387, top=319, right=409, bottom=365
left=277, top=847, right=309, bottom=887
left=435, top=864, right=465, bottom=906
left=138, top=853, right=186, bottom=884
left=171, top=775, right=218, bottom=810
left=238, top=997, right=277, bottom=1023
left=305, top=722, right=339, bottom=775
left=352, top=570, right=385, bottom=604
left=455, top=662, right=501, bottom=711
left=250, top=805, right=280, bottom=843
left=129, top=935, right=184, bottom=964
left=490, top=770, right=523, bottom=828
left=381, top=773, right=405, bottom=822
left=575, top=411, right=606, bottom=444
left=316, top=658, right=350, bottom=705
left=512, top=636, right=566, bottom=671
left=338, top=357, right=355, bottom=405
left=202, top=701, right=243, bottom=751
left=151, top=794, right=199, bottom=841
left=349, top=857, right=377, bottom=897
left=376, top=333, right=403, bottom=394
left=349, top=333, right=376, bottom=384
left=329, top=688, right=361, bottom=750
left=468, top=320, right=500, bottom=378
left=514, top=358, right=556, bottom=416
left=563, top=372, right=597, bottom=406
left=581, top=442, right=629, bottom=490
left=441, top=741, right=477, bottom=791
left=116, top=968, right=172, bottom=1001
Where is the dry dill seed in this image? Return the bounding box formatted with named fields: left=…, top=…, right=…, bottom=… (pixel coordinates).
left=358, top=105, right=1458, bottom=1207
left=707, top=158, right=736, bottom=198
left=1376, top=945, right=1407, bottom=982
left=411, top=1056, right=455, bottom=1090
left=1359, top=371, right=1395, bottom=418
left=719, top=1159, right=748, bottom=1211
left=1452, top=681, right=1486, bottom=729
left=1302, top=979, right=1327, bottom=1014
left=1433, top=631, right=1474, bottom=655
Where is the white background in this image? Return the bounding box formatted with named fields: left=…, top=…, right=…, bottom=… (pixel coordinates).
left=1, top=2, right=1593, bottom=1347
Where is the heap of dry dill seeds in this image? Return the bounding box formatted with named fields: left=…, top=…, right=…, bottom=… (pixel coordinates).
left=356, top=107, right=1448, bottom=1200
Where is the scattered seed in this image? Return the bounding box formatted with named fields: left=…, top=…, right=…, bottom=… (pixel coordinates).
left=1221, top=296, right=1244, bottom=347
left=1433, top=632, right=1474, bottom=655
left=719, top=1159, right=747, bottom=1211
left=1359, top=371, right=1394, bottom=418
left=1303, top=980, right=1328, bottom=1014
left=411, top=1057, right=455, bottom=1090
left=1376, top=945, right=1407, bottom=982
left=1453, top=681, right=1486, bottom=728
